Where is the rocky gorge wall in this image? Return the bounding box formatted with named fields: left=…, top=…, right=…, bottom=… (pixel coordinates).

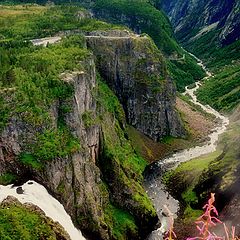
left=0, top=32, right=182, bottom=239
left=0, top=57, right=110, bottom=239
left=86, top=31, right=185, bottom=141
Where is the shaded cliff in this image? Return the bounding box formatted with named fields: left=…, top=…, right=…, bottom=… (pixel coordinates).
left=86, top=31, right=185, bottom=141
left=85, top=0, right=206, bottom=91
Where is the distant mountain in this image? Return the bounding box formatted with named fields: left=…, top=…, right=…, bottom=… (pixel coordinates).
left=160, top=0, right=240, bottom=46
left=158, top=0, right=240, bottom=112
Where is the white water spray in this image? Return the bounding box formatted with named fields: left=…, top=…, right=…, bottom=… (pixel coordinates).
left=0, top=180, right=86, bottom=240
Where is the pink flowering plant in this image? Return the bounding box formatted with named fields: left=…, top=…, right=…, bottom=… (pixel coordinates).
left=164, top=193, right=239, bottom=240
left=164, top=205, right=177, bottom=240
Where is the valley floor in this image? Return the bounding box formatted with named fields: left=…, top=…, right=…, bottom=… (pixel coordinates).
left=128, top=94, right=218, bottom=163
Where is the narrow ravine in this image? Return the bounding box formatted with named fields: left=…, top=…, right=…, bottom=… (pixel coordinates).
left=145, top=56, right=229, bottom=240
left=0, top=181, right=86, bottom=240
left=0, top=36, right=229, bottom=240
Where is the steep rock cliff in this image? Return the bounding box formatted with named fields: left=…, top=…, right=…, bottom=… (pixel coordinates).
left=86, top=0, right=206, bottom=91
left=86, top=31, right=185, bottom=141
left=0, top=57, right=109, bottom=239
left=0, top=39, right=158, bottom=239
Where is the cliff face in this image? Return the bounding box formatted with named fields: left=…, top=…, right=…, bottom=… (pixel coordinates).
left=0, top=57, right=109, bottom=239
left=160, top=0, right=240, bottom=45
left=219, top=0, right=240, bottom=45
left=0, top=40, right=159, bottom=239
left=86, top=31, right=185, bottom=141
left=86, top=0, right=206, bottom=91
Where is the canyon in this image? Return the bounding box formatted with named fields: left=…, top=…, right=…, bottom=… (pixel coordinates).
left=0, top=1, right=239, bottom=240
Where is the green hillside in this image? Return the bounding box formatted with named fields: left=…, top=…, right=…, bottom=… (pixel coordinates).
left=187, top=31, right=240, bottom=112
left=0, top=199, right=69, bottom=239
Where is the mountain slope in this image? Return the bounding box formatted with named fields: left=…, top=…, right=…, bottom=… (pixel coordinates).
left=159, top=0, right=240, bottom=112
left=160, top=0, right=240, bottom=46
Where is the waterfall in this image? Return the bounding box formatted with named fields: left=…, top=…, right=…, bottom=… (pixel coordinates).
left=0, top=180, right=86, bottom=240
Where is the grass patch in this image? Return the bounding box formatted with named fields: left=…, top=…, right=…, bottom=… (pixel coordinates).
left=96, top=76, right=125, bottom=123
left=0, top=201, right=60, bottom=239
left=174, top=150, right=221, bottom=174
left=33, top=129, right=80, bottom=161
left=19, top=153, right=44, bottom=170
left=104, top=204, right=138, bottom=240
left=197, top=63, right=240, bottom=112
left=183, top=205, right=203, bottom=223
left=81, top=111, right=96, bottom=128
left=162, top=150, right=221, bottom=208
left=0, top=173, right=17, bottom=185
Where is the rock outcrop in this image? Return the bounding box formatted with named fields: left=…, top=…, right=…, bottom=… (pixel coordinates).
left=78, top=0, right=206, bottom=91
left=86, top=31, right=185, bottom=141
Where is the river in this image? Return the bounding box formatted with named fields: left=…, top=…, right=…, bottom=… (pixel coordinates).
left=0, top=37, right=229, bottom=240
left=144, top=56, right=229, bottom=240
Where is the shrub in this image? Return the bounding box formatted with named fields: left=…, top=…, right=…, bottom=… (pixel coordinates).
left=165, top=193, right=240, bottom=240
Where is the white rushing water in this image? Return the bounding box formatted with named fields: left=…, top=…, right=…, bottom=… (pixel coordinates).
left=145, top=55, right=229, bottom=240
left=0, top=180, right=86, bottom=240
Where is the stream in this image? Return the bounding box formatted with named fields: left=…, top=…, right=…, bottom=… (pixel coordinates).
left=144, top=56, right=229, bottom=240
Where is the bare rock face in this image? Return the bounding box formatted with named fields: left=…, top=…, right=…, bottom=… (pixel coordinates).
left=219, top=0, right=240, bottom=45
left=86, top=31, right=185, bottom=141
left=41, top=58, right=109, bottom=239
left=0, top=57, right=109, bottom=239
